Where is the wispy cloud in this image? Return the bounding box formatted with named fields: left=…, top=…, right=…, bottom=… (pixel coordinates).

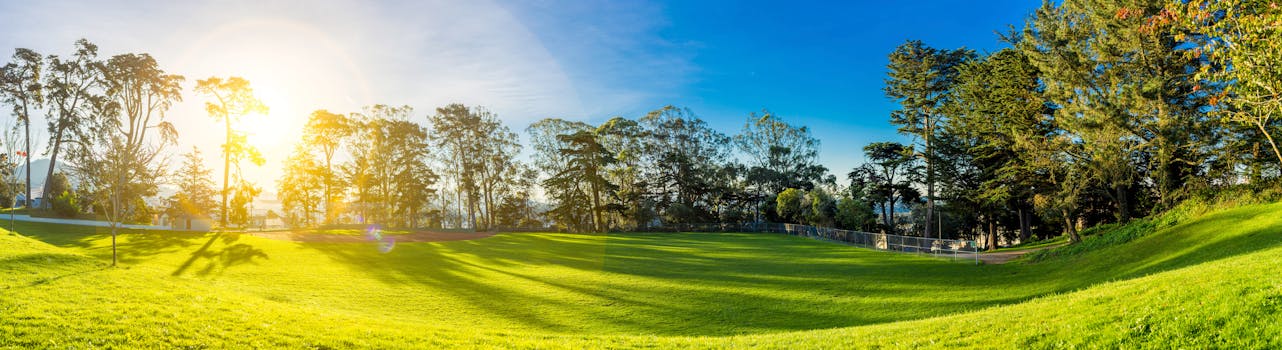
left=0, top=0, right=695, bottom=186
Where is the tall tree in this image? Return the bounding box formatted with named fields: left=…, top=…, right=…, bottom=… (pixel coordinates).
left=0, top=48, right=43, bottom=207
left=41, top=39, right=103, bottom=209
left=427, top=104, right=516, bottom=230
left=734, top=110, right=827, bottom=221
left=551, top=130, right=617, bottom=232
left=194, top=76, right=267, bottom=228
left=885, top=40, right=974, bottom=238
left=639, top=106, right=731, bottom=224
left=70, top=52, right=182, bottom=266
left=945, top=48, right=1051, bottom=243
left=302, top=109, right=351, bottom=224
left=528, top=118, right=594, bottom=231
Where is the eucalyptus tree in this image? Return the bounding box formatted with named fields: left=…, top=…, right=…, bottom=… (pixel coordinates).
left=41, top=39, right=103, bottom=209
left=639, top=106, right=731, bottom=224
left=885, top=40, right=974, bottom=238
left=0, top=48, right=43, bottom=207
left=70, top=52, right=182, bottom=266
left=346, top=105, right=433, bottom=227
left=734, top=110, right=827, bottom=222
left=194, top=76, right=268, bottom=227
left=596, top=117, right=649, bottom=229
left=427, top=104, right=516, bottom=230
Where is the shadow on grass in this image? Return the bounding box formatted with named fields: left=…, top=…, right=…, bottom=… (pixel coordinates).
left=293, top=232, right=1036, bottom=335
left=171, top=232, right=269, bottom=277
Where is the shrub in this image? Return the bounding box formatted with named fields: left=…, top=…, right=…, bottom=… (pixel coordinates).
left=50, top=190, right=81, bottom=218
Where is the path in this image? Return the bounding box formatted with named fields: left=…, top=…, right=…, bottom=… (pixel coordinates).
left=971, top=243, right=1068, bottom=264
left=245, top=230, right=495, bottom=243
left=2, top=214, right=170, bottom=230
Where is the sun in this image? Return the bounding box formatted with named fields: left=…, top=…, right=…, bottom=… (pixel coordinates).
left=234, top=79, right=303, bottom=159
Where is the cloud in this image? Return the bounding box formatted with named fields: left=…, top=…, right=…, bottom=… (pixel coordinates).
left=0, top=0, right=697, bottom=193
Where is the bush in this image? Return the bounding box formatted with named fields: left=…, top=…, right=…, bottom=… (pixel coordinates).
left=50, top=190, right=81, bottom=218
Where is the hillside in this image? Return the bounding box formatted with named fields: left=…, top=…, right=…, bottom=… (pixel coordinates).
left=0, top=201, right=1280, bottom=348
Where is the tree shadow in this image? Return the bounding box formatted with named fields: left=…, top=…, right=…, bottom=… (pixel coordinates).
left=171, top=232, right=269, bottom=277
left=294, top=232, right=1035, bottom=336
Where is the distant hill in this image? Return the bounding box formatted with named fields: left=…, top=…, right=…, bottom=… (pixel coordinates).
left=12, top=158, right=69, bottom=198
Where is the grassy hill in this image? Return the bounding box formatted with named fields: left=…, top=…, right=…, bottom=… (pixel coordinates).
left=2, top=201, right=1281, bottom=348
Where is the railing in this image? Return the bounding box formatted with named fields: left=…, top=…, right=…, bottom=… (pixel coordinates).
left=646, top=222, right=980, bottom=264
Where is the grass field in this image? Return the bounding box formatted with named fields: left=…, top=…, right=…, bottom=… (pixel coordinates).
left=2, top=202, right=1282, bottom=348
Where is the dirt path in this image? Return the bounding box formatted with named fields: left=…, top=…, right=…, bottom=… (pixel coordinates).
left=973, top=243, right=1068, bottom=264
left=245, top=230, right=496, bottom=243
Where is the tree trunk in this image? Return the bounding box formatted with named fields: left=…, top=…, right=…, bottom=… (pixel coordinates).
left=986, top=215, right=997, bottom=251
left=221, top=118, right=231, bottom=228
left=1063, top=210, right=1081, bottom=243
left=323, top=157, right=332, bottom=225
left=886, top=196, right=897, bottom=236
left=1115, top=185, right=1130, bottom=222
left=1018, top=205, right=1031, bottom=242
left=924, top=116, right=935, bottom=239
left=23, top=118, right=30, bottom=208
left=41, top=131, right=64, bottom=209
left=1259, top=118, right=1282, bottom=165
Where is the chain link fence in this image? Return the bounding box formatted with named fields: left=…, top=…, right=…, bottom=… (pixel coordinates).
left=645, top=223, right=980, bottom=264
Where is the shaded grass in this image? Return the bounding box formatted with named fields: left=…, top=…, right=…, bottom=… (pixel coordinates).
left=1, top=201, right=1281, bottom=348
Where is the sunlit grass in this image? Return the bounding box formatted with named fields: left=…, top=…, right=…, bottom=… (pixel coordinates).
left=2, top=202, right=1281, bottom=348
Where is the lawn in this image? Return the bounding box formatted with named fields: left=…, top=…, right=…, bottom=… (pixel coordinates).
left=2, top=202, right=1281, bottom=348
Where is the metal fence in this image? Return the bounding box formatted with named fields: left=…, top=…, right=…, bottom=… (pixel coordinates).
left=647, top=222, right=980, bottom=264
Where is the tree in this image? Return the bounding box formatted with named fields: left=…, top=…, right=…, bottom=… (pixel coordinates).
left=734, top=110, right=827, bottom=221
left=427, top=104, right=518, bottom=230
left=343, top=105, right=437, bottom=227
left=944, top=48, right=1051, bottom=243
left=528, top=118, right=594, bottom=231
left=863, top=142, right=915, bottom=235
left=596, top=117, right=650, bottom=229
left=0, top=48, right=43, bottom=207
left=228, top=179, right=261, bottom=228
left=1179, top=0, right=1282, bottom=166
left=69, top=52, right=182, bottom=266
left=775, top=187, right=805, bottom=224
left=552, top=130, right=617, bottom=232
left=194, top=76, right=268, bottom=228
left=165, top=147, right=218, bottom=220
left=885, top=40, right=974, bottom=239
left=639, top=106, right=732, bottom=224
left=277, top=145, right=322, bottom=227
left=41, top=39, right=103, bottom=209
left=302, top=110, right=351, bottom=224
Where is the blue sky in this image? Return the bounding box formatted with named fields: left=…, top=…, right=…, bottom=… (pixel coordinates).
left=505, top=0, right=1041, bottom=175
left=0, top=0, right=1041, bottom=187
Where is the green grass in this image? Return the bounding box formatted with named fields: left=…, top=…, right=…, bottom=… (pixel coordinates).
left=2, top=201, right=1282, bottom=348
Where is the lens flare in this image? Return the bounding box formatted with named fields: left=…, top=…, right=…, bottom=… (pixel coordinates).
left=364, top=224, right=393, bottom=254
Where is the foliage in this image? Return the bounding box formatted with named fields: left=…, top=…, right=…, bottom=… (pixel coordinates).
left=165, top=147, right=218, bottom=219
left=41, top=39, right=103, bottom=209
left=49, top=190, right=80, bottom=218
left=0, top=47, right=44, bottom=207
left=194, top=76, right=267, bottom=227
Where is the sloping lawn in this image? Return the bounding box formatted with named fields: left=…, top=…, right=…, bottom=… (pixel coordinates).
left=1, top=202, right=1280, bottom=348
